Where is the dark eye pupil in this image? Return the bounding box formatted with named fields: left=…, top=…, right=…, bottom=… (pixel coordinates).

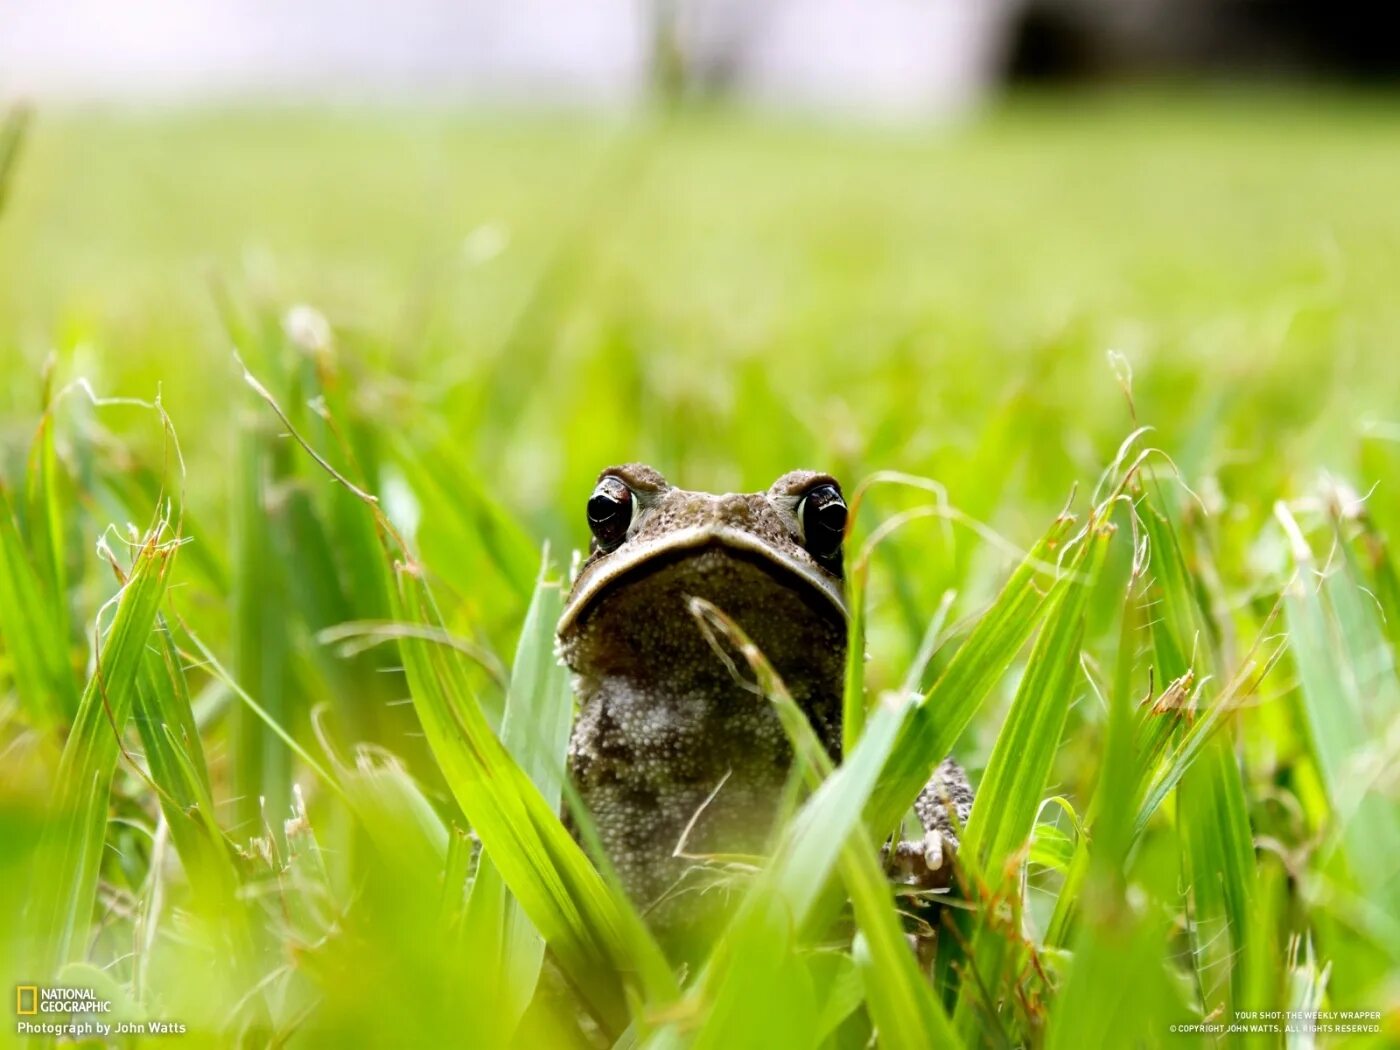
left=587, top=480, right=632, bottom=551
left=802, top=484, right=846, bottom=565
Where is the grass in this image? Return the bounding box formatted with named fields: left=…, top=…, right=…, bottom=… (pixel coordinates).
left=2, top=88, right=1400, bottom=1046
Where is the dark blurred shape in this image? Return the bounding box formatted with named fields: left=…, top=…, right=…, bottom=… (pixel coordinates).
left=1006, top=0, right=1400, bottom=82
left=1007, top=4, right=1102, bottom=81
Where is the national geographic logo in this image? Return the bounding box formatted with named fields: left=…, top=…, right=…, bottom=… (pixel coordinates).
left=14, top=984, right=113, bottom=1039
left=14, top=983, right=187, bottom=1038
left=15, top=984, right=111, bottom=1015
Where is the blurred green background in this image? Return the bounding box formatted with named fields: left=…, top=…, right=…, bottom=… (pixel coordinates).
left=5, top=89, right=1400, bottom=689
left=3, top=88, right=1400, bottom=1045
left=5, top=91, right=1398, bottom=523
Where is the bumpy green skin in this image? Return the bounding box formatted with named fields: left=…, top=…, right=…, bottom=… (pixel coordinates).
left=557, top=464, right=971, bottom=931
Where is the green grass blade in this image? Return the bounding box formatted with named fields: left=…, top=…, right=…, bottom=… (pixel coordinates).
left=1045, top=537, right=1193, bottom=1048
left=338, top=748, right=449, bottom=881
left=1284, top=521, right=1400, bottom=936
left=26, top=524, right=178, bottom=975
left=230, top=420, right=294, bottom=839
left=500, top=554, right=573, bottom=810
left=1045, top=839, right=1189, bottom=1050
left=131, top=625, right=269, bottom=1024
left=686, top=601, right=961, bottom=1050
left=1138, top=485, right=1258, bottom=1013
left=237, top=358, right=677, bottom=1033
left=1179, top=734, right=1257, bottom=1012
left=394, top=434, right=541, bottom=605
left=960, top=525, right=1109, bottom=879
left=865, top=514, right=1076, bottom=839
left=688, top=894, right=821, bottom=1050
left=132, top=622, right=232, bottom=894
left=477, top=551, right=576, bottom=1028
left=25, top=373, right=70, bottom=611
left=696, top=511, right=1085, bottom=971
left=1045, top=543, right=1147, bottom=948
left=952, top=524, right=1109, bottom=1040
left=0, top=485, right=79, bottom=728
left=841, top=562, right=868, bottom=758
left=393, top=563, right=677, bottom=1034
left=641, top=684, right=914, bottom=1050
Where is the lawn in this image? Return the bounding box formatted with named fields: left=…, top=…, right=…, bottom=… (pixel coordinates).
left=1, top=89, right=1398, bottom=1046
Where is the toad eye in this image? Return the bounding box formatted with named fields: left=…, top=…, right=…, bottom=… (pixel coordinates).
left=587, top=476, right=634, bottom=552
left=798, top=483, right=846, bottom=566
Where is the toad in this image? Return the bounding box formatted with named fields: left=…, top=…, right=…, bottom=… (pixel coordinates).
left=557, top=464, right=971, bottom=930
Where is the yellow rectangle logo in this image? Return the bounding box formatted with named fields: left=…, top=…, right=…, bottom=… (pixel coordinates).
left=16, top=986, right=39, bottom=1015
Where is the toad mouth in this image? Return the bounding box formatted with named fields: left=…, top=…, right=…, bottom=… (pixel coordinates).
left=558, top=525, right=847, bottom=635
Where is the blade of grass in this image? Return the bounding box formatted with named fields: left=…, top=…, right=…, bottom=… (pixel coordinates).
left=1280, top=504, right=1400, bottom=936
left=686, top=600, right=962, bottom=1049
left=132, top=624, right=272, bottom=1029
left=25, top=364, right=70, bottom=611
left=336, top=746, right=450, bottom=882
left=237, top=358, right=677, bottom=1035
left=26, top=522, right=178, bottom=975
left=467, top=552, right=576, bottom=1031
left=952, top=523, right=1110, bottom=1041
left=393, top=434, right=540, bottom=605
left=1045, top=531, right=1147, bottom=948
left=0, top=484, right=79, bottom=728
left=1045, top=535, right=1192, bottom=1047
left=865, top=512, right=1077, bottom=841
left=393, top=567, right=676, bottom=1033
left=841, top=560, right=868, bottom=757
left=961, top=524, right=1109, bottom=878
left=712, top=508, right=1088, bottom=966
left=1139, top=484, right=1257, bottom=1014
left=1179, top=734, right=1257, bottom=1012
left=230, top=417, right=294, bottom=841
left=133, top=621, right=236, bottom=900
